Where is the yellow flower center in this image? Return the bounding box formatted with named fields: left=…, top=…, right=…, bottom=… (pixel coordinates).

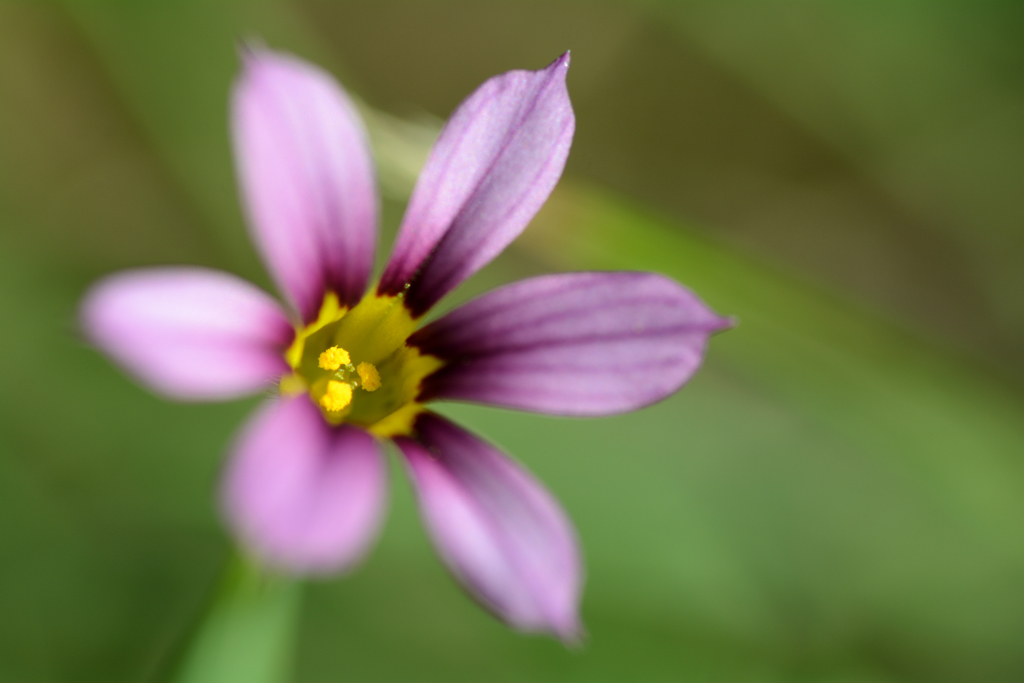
left=314, top=345, right=378, bottom=413
left=281, top=290, right=442, bottom=437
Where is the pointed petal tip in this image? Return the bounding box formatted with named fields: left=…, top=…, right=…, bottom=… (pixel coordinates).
left=556, top=619, right=587, bottom=648
left=554, top=50, right=571, bottom=69
left=717, top=314, right=739, bottom=332
left=235, top=38, right=275, bottom=72
left=508, top=583, right=583, bottom=643
left=532, top=607, right=585, bottom=646
left=514, top=614, right=585, bottom=645
left=233, top=44, right=301, bottom=82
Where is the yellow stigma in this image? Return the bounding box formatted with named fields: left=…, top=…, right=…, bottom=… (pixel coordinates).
left=356, top=362, right=381, bottom=391
left=320, top=381, right=353, bottom=412
left=318, top=346, right=351, bottom=371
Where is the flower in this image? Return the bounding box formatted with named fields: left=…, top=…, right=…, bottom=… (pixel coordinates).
left=79, top=48, right=731, bottom=641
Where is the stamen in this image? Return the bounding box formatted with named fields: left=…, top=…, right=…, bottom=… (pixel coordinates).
left=320, top=380, right=353, bottom=412
left=356, top=362, right=381, bottom=391
left=318, top=346, right=351, bottom=371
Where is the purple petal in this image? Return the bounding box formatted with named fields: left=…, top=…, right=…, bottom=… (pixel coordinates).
left=80, top=267, right=293, bottom=400
left=379, top=53, right=574, bottom=317
left=233, top=48, right=378, bottom=321
left=409, top=272, right=731, bottom=416
left=222, top=396, right=388, bottom=575
left=395, top=413, right=582, bottom=640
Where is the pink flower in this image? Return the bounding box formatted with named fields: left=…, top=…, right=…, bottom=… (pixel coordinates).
left=80, top=49, right=729, bottom=641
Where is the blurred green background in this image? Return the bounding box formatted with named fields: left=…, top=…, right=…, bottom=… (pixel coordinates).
left=2, top=2, right=1024, bottom=681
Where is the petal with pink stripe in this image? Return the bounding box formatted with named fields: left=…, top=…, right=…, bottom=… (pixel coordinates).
left=396, top=413, right=582, bottom=641
left=233, top=49, right=378, bottom=321
left=410, top=272, right=732, bottom=416
left=379, top=53, right=574, bottom=317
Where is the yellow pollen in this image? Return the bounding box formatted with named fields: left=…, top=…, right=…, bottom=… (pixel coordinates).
left=356, top=362, right=381, bottom=391
left=318, top=346, right=351, bottom=371
left=320, top=381, right=353, bottom=412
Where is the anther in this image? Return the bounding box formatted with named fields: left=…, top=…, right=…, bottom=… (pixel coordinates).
left=320, top=380, right=353, bottom=412
left=318, top=346, right=351, bottom=371
left=357, top=362, right=381, bottom=391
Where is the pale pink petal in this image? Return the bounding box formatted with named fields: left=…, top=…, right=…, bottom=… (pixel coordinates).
left=233, top=48, right=378, bottom=321
left=395, top=412, right=583, bottom=641
left=80, top=267, right=293, bottom=400
left=379, top=53, right=574, bottom=317
left=222, top=396, right=388, bottom=574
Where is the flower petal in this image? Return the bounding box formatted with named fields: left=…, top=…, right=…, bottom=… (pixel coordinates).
left=409, top=272, right=732, bottom=416
left=379, top=53, right=575, bottom=317
left=222, top=396, right=388, bottom=574
left=395, top=413, right=582, bottom=640
left=233, top=48, right=378, bottom=321
left=80, top=267, right=293, bottom=400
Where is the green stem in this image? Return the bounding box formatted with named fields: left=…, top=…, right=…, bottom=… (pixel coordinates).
left=171, top=553, right=303, bottom=683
